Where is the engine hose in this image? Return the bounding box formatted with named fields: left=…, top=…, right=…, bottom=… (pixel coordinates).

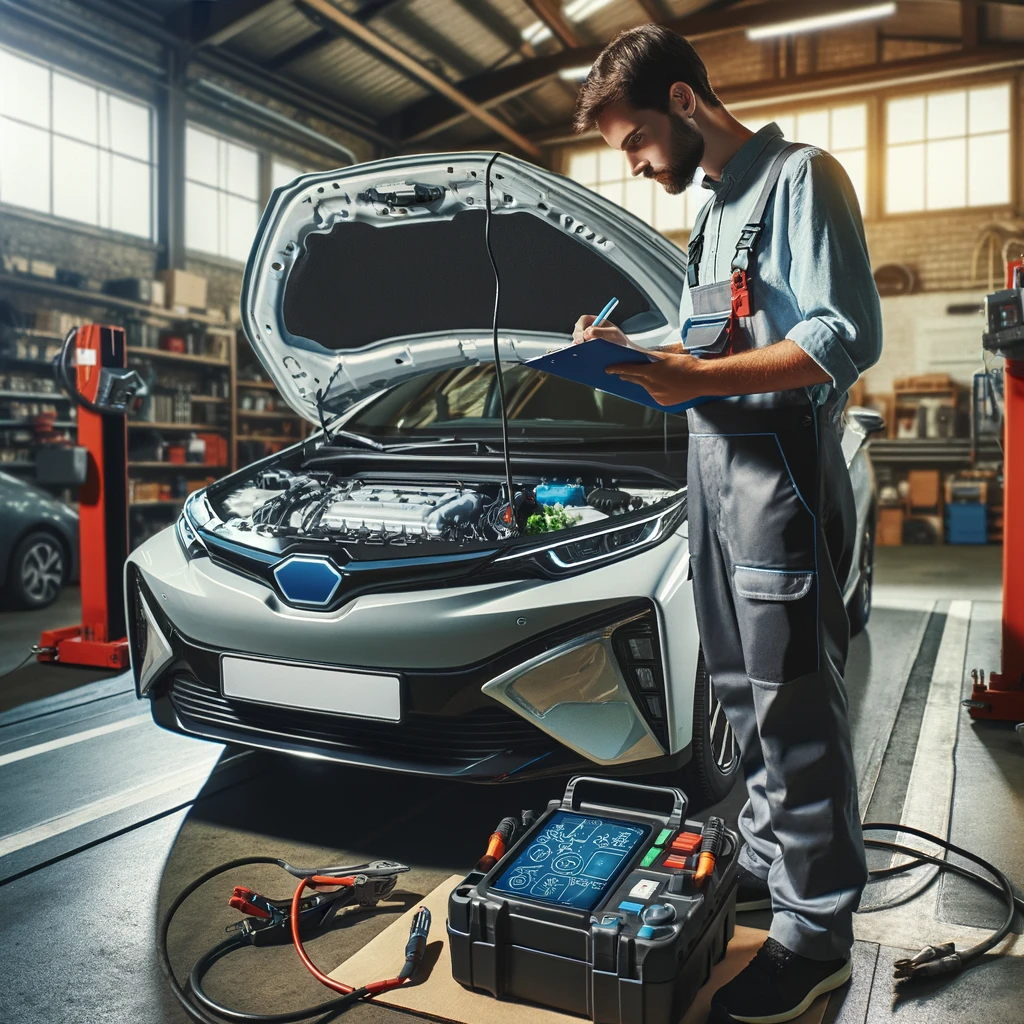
left=861, top=822, right=1023, bottom=980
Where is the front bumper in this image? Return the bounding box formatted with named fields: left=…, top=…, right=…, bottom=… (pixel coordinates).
left=127, top=522, right=700, bottom=781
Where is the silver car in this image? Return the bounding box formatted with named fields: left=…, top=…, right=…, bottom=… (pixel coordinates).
left=127, top=153, right=878, bottom=806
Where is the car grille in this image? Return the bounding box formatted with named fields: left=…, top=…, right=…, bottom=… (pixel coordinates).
left=167, top=673, right=549, bottom=765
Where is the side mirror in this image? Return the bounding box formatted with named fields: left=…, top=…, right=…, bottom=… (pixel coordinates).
left=847, top=406, right=885, bottom=436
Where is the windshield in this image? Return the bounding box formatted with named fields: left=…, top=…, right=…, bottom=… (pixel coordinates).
left=345, top=365, right=688, bottom=442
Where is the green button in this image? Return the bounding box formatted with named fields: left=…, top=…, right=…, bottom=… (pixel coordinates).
left=655, top=829, right=673, bottom=847
left=640, top=846, right=663, bottom=868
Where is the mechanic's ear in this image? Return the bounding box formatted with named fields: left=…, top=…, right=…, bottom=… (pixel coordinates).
left=669, top=83, right=697, bottom=119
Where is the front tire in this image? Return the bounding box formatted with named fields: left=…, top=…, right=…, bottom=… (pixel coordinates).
left=8, top=532, right=65, bottom=609
left=682, top=648, right=740, bottom=809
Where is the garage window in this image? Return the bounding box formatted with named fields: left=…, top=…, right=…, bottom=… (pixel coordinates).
left=885, top=83, right=1011, bottom=213
left=0, top=47, right=155, bottom=238
left=744, top=104, right=868, bottom=214
left=563, top=145, right=705, bottom=235
left=271, top=158, right=307, bottom=190
left=185, top=124, right=260, bottom=263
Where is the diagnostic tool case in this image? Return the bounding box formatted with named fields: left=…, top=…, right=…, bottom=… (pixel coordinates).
left=448, top=777, right=739, bottom=1024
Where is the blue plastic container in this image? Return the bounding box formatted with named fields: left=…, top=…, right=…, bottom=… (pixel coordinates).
left=946, top=503, right=987, bottom=544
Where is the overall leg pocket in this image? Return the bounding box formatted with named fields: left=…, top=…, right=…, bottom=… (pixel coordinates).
left=732, top=566, right=819, bottom=686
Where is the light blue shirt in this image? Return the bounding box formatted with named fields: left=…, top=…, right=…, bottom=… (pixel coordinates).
left=680, top=124, right=882, bottom=404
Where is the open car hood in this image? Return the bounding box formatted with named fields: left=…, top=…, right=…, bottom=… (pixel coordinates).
left=240, top=152, right=687, bottom=424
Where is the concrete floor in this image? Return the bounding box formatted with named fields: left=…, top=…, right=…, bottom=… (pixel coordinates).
left=0, top=547, right=1021, bottom=1024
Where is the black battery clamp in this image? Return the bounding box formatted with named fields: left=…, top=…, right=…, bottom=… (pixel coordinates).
left=448, top=776, right=739, bottom=1024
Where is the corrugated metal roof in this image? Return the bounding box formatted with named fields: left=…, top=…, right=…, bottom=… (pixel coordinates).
left=290, top=35, right=430, bottom=116
left=191, top=0, right=768, bottom=152
left=229, top=2, right=320, bottom=63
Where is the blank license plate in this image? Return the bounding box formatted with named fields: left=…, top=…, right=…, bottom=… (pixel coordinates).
left=221, top=656, right=401, bottom=721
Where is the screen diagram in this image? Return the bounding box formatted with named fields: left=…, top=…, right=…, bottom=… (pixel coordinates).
left=491, top=810, right=650, bottom=911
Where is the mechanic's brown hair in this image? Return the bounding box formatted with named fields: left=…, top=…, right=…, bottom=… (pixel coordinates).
left=574, top=24, right=720, bottom=133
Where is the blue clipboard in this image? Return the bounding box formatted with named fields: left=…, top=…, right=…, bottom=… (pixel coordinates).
left=523, top=338, right=713, bottom=416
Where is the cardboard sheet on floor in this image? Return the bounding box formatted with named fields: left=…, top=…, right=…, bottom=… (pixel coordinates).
left=331, top=875, right=828, bottom=1024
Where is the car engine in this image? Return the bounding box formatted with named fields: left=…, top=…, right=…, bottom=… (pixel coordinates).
left=217, top=468, right=678, bottom=547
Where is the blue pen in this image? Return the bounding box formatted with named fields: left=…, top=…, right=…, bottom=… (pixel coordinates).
left=593, top=296, right=619, bottom=327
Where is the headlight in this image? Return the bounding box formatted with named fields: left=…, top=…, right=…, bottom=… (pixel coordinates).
left=495, top=495, right=685, bottom=573
left=176, top=490, right=211, bottom=559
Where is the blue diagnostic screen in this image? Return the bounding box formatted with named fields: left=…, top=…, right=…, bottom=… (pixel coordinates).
left=490, top=811, right=650, bottom=911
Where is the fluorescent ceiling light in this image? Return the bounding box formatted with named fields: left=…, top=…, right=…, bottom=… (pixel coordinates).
left=521, top=0, right=616, bottom=45
left=559, top=65, right=594, bottom=80
left=747, top=2, right=896, bottom=41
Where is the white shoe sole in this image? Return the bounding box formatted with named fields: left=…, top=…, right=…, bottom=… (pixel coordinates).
left=736, top=897, right=772, bottom=912
left=721, top=958, right=852, bottom=1023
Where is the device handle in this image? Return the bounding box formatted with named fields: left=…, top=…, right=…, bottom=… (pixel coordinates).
left=561, top=776, right=687, bottom=828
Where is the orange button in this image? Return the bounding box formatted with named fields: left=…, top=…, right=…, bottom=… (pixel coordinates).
left=663, top=854, right=690, bottom=870
left=671, top=832, right=703, bottom=855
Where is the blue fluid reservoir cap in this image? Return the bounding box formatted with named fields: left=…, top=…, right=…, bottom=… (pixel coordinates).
left=536, top=482, right=586, bottom=507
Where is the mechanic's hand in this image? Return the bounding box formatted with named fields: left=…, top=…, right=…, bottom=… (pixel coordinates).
left=606, top=350, right=709, bottom=407
left=572, top=314, right=629, bottom=347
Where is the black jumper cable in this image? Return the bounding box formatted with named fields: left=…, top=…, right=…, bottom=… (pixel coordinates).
left=160, top=857, right=429, bottom=1024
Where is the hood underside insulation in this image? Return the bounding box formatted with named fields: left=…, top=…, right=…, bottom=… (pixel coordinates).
left=282, top=209, right=659, bottom=351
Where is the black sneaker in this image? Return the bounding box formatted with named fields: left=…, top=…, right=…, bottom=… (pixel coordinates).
left=736, top=864, right=771, bottom=912
left=711, top=938, right=851, bottom=1023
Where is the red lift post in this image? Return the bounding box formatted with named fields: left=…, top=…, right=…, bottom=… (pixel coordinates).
left=968, top=261, right=1024, bottom=721
left=38, top=325, right=131, bottom=669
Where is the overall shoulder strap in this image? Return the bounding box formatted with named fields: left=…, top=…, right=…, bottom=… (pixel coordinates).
left=731, top=141, right=808, bottom=274
left=686, top=193, right=715, bottom=289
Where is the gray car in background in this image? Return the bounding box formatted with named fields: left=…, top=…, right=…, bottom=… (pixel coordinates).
left=0, top=471, right=79, bottom=609
left=126, top=152, right=878, bottom=806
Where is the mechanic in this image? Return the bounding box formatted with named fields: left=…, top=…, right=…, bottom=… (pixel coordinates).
left=572, top=25, right=881, bottom=1024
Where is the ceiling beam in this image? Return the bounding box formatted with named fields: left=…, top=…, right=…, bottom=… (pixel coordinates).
left=183, top=0, right=291, bottom=47
left=633, top=0, right=671, bottom=21
left=524, top=45, right=1024, bottom=145
left=387, top=0, right=872, bottom=143
left=299, top=0, right=542, bottom=157
left=961, top=0, right=981, bottom=48
left=521, top=0, right=580, bottom=49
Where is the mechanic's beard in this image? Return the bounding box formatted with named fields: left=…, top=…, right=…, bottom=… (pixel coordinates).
left=650, top=115, right=705, bottom=195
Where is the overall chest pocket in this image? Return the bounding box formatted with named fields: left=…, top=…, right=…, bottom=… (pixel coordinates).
left=682, top=311, right=731, bottom=358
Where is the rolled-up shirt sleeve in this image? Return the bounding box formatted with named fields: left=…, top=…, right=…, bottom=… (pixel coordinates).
left=783, top=151, right=881, bottom=396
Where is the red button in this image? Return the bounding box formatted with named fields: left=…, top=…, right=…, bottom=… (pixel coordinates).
left=663, top=854, right=690, bottom=870
left=671, top=832, right=703, bottom=855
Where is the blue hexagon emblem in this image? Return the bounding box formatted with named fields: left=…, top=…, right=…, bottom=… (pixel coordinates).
left=273, top=555, right=343, bottom=607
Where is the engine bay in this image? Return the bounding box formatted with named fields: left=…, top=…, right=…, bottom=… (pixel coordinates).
left=213, top=462, right=680, bottom=549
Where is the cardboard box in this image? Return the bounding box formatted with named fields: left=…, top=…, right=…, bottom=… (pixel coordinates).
left=878, top=507, right=904, bottom=546
left=158, top=269, right=207, bottom=311
left=907, top=470, right=941, bottom=509
left=29, top=259, right=57, bottom=279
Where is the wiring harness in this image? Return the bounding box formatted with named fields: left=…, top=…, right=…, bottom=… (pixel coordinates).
left=861, top=822, right=1024, bottom=981
left=160, top=856, right=429, bottom=1024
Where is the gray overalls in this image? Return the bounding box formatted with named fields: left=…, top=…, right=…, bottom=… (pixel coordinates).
left=683, top=144, right=868, bottom=960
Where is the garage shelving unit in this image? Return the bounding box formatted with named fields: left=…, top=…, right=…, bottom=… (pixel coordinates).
left=234, top=335, right=310, bottom=466
left=0, top=271, right=314, bottom=542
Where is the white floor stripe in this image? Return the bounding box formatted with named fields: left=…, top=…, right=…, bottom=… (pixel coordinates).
left=852, top=601, right=1023, bottom=954
left=0, top=755, right=220, bottom=859
left=0, top=714, right=152, bottom=768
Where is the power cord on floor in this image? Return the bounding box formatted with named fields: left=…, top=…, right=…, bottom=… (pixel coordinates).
left=860, top=822, right=1023, bottom=981
left=160, top=855, right=428, bottom=1024
left=0, top=650, right=36, bottom=680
